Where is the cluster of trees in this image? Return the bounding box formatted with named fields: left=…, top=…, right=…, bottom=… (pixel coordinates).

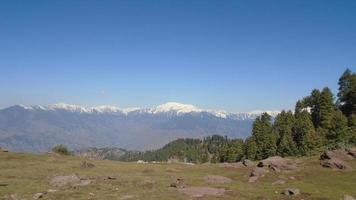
left=119, top=135, right=244, bottom=163
left=245, top=69, right=356, bottom=160
left=121, top=69, right=355, bottom=163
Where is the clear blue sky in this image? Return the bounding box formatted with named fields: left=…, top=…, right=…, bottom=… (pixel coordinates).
left=0, top=0, right=355, bottom=112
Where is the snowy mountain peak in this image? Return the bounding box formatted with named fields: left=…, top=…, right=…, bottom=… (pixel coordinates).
left=152, top=102, right=201, bottom=114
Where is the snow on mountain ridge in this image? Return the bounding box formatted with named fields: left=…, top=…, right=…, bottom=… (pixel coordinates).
left=11, top=103, right=280, bottom=119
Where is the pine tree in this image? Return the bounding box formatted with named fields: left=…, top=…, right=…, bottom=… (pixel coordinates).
left=308, top=89, right=322, bottom=128
left=274, top=111, right=297, bottom=156
left=293, top=111, right=322, bottom=155
left=244, top=136, right=257, bottom=160
left=319, top=87, right=334, bottom=129
left=329, top=109, right=351, bottom=147
left=252, top=113, right=276, bottom=159
left=338, top=69, right=356, bottom=118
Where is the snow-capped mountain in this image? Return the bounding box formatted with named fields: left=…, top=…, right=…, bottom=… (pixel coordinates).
left=0, top=102, right=279, bottom=153
left=15, top=102, right=279, bottom=119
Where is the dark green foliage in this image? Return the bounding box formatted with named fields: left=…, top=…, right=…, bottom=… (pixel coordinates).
left=338, top=69, right=356, bottom=119
left=244, top=136, right=257, bottom=160
left=274, top=111, right=297, bottom=156
left=293, top=111, right=322, bottom=155
left=120, top=135, right=244, bottom=163
left=52, top=144, right=71, bottom=155
left=251, top=113, right=277, bottom=160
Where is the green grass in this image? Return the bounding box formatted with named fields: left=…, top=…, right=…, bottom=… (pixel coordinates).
left=0, top=152, right=355, bottom=200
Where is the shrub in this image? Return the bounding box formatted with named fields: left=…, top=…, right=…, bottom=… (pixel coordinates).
left=52, top=144, right=71, bottom=155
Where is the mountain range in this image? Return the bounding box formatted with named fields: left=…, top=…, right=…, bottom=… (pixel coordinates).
left=0, top=102, right=279, bottom=152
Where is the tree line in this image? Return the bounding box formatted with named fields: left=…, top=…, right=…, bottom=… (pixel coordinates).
left=120, top=69, right=356, bottom=163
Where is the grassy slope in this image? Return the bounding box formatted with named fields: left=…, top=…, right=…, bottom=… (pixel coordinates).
left=0, top=152, right=355, bottom=200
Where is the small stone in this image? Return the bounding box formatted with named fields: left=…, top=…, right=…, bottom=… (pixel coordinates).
left=33, top=192, right=45, bottom=199
left=281, top=188, right=300, bottom=196
left=344, top=195, right=356, bottom=200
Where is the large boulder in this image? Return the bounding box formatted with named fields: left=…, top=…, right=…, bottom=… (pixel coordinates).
left=321, top=158, right=352, bottom=171
left=249, top=167, right=268, bottom=183
left=258, top=156, right=297, bottom=171
left=320, top=150, right=353, bottom=161
left=243, top=159, right=255, bottom=167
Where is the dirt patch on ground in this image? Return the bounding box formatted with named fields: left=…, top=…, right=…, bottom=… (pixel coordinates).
left=179, top=187, right=226, bottom=198
left=204, top=175, right=232, bottom=184
left=49, top=174, right=92, bottom=187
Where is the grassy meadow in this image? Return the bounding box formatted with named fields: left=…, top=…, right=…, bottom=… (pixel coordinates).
left=0, top=151, right=355, bottom=200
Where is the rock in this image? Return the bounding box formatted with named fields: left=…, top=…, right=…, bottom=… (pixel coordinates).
left=219, top=162, right=243, bottom=168
left=281, top=188, right=300, bottom=196
left=258, top=156, right=297, bottom=171
left=47, top=189, right=57, bottom=193
left=243, top=159, right=255, bottom=167
left=346, top=149, right=356, bottom=158
left=33, top=192, right=45, bottom=199
left=80, top=161, right=95, bottom=168
left=3, top=194, right=23, bottom=200
left=204, top=175, right=232, bottom=184
left=321, top=158, right=352, bottom=170
left=106, top=176, right=116, bottom=180
left=179, top=187, right=226, bottom=198
left=170, top=178, right=186, bottom=189
left=344, top=195, right=356, bottom=200
left=248, top=176, right=259, bottom=183
left=249, top=167, right=268, bottom=183
left=250, top=167, right=267, bottom=177
left=120, top=195, right=135, bottom=200
left=320, top=150, right=353, bottom=161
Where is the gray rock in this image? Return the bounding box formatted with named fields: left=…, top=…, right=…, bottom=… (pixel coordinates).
left=33, top=192, right=45, bottom=199
left=344, top=195, right=356, bottom=200
left=281, top=188, right=300, bottom=196
left=321, top=158, right=353, bottom=171
left=243, top=159, right=255, bottom=167
left=258, top=156, right=297, bottom=171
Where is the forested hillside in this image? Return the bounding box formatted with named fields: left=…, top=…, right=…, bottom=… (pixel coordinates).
left=121, top=69, right=356, bottom=163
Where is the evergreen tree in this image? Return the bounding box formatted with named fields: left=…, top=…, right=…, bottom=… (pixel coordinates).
left=327, top=109, right=351, bottom=147
left=293, top=111, right=322, bottom=155
left=319, top=87, right=334, bottom=129
left=338, top=69, right=356, bottom=118
left=251, top=113, right=277, bottom=159
left=244, top=136, right=257, bottom=160
left=274, top=111, right=297, bottom=156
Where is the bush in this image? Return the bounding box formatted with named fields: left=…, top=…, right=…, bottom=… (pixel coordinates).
left=52, top=144, right=71, bottom=155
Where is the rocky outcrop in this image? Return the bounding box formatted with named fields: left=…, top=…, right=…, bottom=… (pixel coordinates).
left=320, top=150, right=353, bottom=171
left=258, top=156, right=297, bottom=171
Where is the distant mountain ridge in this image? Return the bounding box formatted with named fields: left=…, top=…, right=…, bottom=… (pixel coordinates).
left=12, top=102, right=280, bottom=119
left=0, top=102, right=279, bottom=153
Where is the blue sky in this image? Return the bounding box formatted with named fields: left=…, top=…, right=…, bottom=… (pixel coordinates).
left=0, top=0, right=355, bottom=112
